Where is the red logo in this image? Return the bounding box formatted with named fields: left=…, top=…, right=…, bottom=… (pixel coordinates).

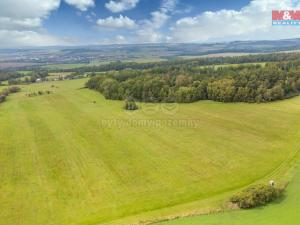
left=272, top=10, right=300, bottom=20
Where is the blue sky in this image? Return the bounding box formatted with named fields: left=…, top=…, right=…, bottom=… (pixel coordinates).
left=0, top=0, right=300, bottom=47
left=43, top=0, right=251, bottom=44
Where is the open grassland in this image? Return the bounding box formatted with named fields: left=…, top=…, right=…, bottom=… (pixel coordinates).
left=158, top=162, right=300, bottom=225
left=1, top=79, right=300, bottom=225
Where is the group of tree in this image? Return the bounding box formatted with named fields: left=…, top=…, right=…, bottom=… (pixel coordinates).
left=230, top=183, right=284, bottom=209
left=124, top=98, right=139, bottom=110
left=7, top=70, right=49, bottom=85
left=0, top=71, right=23, bottom=82
left=86, top=59, right=300, bottom=103
left=64, top=72, right=86, bottom=80
left=0, top=86, right=21, bottom=104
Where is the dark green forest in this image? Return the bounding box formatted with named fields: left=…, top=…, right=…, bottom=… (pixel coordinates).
left=86, top=58, right=300, bottom=103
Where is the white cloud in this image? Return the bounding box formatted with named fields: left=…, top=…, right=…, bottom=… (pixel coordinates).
left=0, top=30, right=64, bottom=48
left=147, top=11, right=169, bottom=29
left=116, top=35, right=125, bottom=41
left=97, top=15, right=136, bottom=29
left=136, top=30, right=164, bottom=43
left=0, top=0, right=98, bottom=47
left=161, top=0, right=178, bottom=13
left=0, top=0, right=63, bottom=47
left=64, top=0, right=95, bottom=11
left=97, top=0, right=176, bottom=44
left=136, top=0, right=177, bottom=43
left=0, top=17, right=42, bottom=30
left=98, top=35, right=128, bottom=45
left=105, top=0, right=139, bottom=13
left=0, top=0, right=60, bottom=19
left=170, top=0, right=300, bottom=43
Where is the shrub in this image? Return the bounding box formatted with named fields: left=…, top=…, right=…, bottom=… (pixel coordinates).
left=230, top=184, right=284, bottom=209
left=27, top=90, right=52, bottom=97
left=8, top=86, right=21, bottom=93
left=124, top=100, right=138, bottom=110
left=1, top=89, right=9, bottom=97
left=0, top=95, right=6, bottom=103
left=0, top=86, right=20, bottom=104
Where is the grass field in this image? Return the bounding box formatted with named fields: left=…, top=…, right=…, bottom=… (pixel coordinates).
left=1, top=79, right=300, bottom=225
left=158, top=163, right=300, bottom=225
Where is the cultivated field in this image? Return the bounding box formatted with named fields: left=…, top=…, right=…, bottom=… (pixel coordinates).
left=1, top=79, right=300, bottom=225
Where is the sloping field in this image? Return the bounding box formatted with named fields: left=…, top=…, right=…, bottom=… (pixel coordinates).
left=1, top=79, right=300, bottom=225
left=158, top=163, right=300, bottom=225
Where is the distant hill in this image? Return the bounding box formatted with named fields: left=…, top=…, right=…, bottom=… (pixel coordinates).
left=1, top=38, right=300, bottom=69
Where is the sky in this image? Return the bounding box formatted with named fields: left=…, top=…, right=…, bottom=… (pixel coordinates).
left=1, top=0, right=300, bottom=47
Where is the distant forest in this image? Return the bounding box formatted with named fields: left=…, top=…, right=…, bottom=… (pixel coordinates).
left=86, top=53, right=300, bottom=103
left=60, top=52, right=300, bottom=73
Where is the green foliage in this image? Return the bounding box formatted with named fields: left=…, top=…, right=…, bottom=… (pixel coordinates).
left=175, top=87, right=198, bottom=103
left=124, top=99, right=138, bottom=110
left=0, top=71, right=23, bottom=82
left=64, top=72, right=85, bottom=80
left=207, top=79, right=236, bottom=102
left=7, top=86, right=21, bottom=93
left=230, top=184, right=284, bottom=209
left=86, top=59, right=300, bottom=103
left=26, top=90, right=52, bottom=97
left=0, top=94, right=6, bottom=103
left=2, top=70, right=49, bottom=85
left=0, top=86, right=21, bottom=104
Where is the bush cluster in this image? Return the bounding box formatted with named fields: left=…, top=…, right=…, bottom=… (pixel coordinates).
left=26, top=90, right=52, bottom=97
left=230, top=184, right=284, bottom=209
left=124, top=100, right=138, bottom=110
left=0, top=86, right=21, bottom=103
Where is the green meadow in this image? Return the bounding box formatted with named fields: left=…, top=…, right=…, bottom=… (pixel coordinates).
left=1, top=79, right=300, bottom=225
left=158, top=163, right=300, bottom=225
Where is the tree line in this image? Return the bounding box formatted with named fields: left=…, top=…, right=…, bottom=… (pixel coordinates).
left=86, top=59, right=300, bottom=103
left=55, top=52, right=300, bottom=74
left=0, top=70, right=48, bottom=85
